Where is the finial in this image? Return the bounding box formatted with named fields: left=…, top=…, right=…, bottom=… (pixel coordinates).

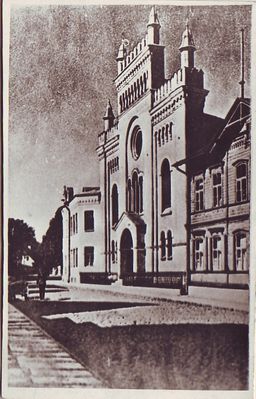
left=239, top=28, right=245, bottom=98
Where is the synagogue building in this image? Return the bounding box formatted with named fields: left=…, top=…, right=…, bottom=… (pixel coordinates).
left=61, top=7, right=250, bottom=292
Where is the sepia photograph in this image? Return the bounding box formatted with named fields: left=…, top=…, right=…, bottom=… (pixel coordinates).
left=2, top=1, right=254, bottom=397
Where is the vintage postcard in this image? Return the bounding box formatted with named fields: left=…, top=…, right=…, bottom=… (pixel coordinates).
left=2, top=1, right=255, bottom=398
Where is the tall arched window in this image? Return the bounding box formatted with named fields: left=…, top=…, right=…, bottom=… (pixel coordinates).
left=112, top=184, right=118, bottom=226
left=127, top=178, right=132, bottom=212
left=139, top=176, right=143, bottom=213
left=161, top=159, right=171, bottom=212
left=167, top=230, right=173, bottom=259
left=132, top=171, right=139, bottom=213
left=160, top=231, right=166, bottom=260
left=111, top=240, right=115, bottom=263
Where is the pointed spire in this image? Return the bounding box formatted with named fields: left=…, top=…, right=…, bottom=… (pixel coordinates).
left=147, top=6, right=160, bottom=27
left=147, top=6, right=160, bottom=45
left=103, top=99, right=115, bottom=131
left=116, top=41, right=126, bottom=61
left=179, top=22, right=196, bottom=68
left=179, top=22, right=196, bottom=50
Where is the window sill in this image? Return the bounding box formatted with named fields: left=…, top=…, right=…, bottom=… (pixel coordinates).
left=84, top=229, right=94, bottom=233
left=161, top=207, right=172, bottom=216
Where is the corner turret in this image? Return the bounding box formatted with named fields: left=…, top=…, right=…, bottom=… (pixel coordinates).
left=116, top=41, right=128, bottom=75
left=179, top=22, right=196, bottom=68
left=103, top=99, right=115, bottom=131
left=147, top=6, right=160, bottom=45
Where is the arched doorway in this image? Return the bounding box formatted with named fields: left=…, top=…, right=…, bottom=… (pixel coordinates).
left=120, top=229, right=133, bottom=276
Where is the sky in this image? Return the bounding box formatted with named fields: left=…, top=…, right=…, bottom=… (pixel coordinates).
left=7, top=3, right=251, bottom=242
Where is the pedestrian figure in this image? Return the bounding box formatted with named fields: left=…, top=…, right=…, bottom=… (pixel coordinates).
left=37, top=271, right=46, bottom=300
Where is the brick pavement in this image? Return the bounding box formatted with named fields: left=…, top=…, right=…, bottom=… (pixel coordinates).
left=8, top=304, right=104, bottom=388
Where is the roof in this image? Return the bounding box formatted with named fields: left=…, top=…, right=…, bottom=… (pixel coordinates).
left=173, top=97, right=250, bottom=173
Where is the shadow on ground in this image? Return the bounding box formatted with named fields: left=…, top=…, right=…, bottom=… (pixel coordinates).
left=14, top=300, right=154, bottom=315
left=12, top=300, right=248, bottom=390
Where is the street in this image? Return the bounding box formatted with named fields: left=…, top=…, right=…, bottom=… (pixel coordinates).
left=8, top=281, right=249, bottom=390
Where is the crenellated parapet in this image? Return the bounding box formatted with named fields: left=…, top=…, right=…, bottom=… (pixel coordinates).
left=117, top=35, right=149, bottom=76
left=153, top=67, right=204, bottom=106
left=98, top=122, right=119, bottom=146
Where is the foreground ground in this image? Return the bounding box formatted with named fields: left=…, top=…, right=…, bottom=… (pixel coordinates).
left=8, top=282, right=249, bottom=390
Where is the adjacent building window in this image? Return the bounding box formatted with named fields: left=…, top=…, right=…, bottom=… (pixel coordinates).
left=211, top=235, right=222, bottom=270
left=160, top=231, right=166, bottom=260
left=161, top=158, right=171, bottom=212
left=194, top=238, right=204, bottom=270
left=213, top=172, right=222, bottom=207
left=112, top=184, right=119, bottom=226
left=84, top=246, right=94, bottom=266
left=236, top=162, right=248, bottom=202
left=84, top=210, right=94, bottom=231
left=195, top=178, right=204, bottom=211
left=234, top=231, right=248, bottom=271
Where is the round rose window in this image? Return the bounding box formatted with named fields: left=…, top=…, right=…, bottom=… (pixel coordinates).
left=131, top=126, right=142, bottom=160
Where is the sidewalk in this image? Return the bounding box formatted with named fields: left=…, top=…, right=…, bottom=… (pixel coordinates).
left=7, top=304, right=103, bottom=388
left=58, top=280, right=249, bottom=312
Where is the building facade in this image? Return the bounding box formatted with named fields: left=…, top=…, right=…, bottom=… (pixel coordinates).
left=62, top=8, right=250, bottom=290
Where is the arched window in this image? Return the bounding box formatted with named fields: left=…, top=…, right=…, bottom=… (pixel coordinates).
left=111, top=240, right=115, bottom=263
left=112, top=184, right=118, bottom=226
left=137, top=79, right=140, bottom=97
left=167, top=230, right=172, bottom=259
left=128, top=87, right=131, bottom=106
left=165, top=124, right=169, bottom=142
left=158, top=130, right=161, bottom=147
left=236, top=162, right=248, bottom=202
left=162, top=127, right=165, bottom=145
left=134, top=82, right=137, bottom=100
left=131, top=86, right=134, bottom=103
left=132, top=171, right=139, bottom=213
left=169, top=122, right=173, bottom=140
left=160, top=231, right=166, bottom=260
left=140, top=76, right=143, bottom=94
left=161, top=159, right=171, bottom=212
left=143, top=72, right=147, bottom=91
left=127, top=179, right=132, bottom=212
left=139, top=176, right=143, bottom=213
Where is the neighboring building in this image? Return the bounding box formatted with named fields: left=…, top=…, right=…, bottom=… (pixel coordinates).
left=61, top=7, right=250, bottom=290
left=62, top=186, right=104, bottom=284
left=187, top=98, right=250, bottom=288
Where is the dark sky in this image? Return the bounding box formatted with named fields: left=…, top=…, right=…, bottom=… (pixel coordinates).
left=8, top=4, right=251, bottom=241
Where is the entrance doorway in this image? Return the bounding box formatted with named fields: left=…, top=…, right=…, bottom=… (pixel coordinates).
left=120, top=229, right=133, bottom=276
